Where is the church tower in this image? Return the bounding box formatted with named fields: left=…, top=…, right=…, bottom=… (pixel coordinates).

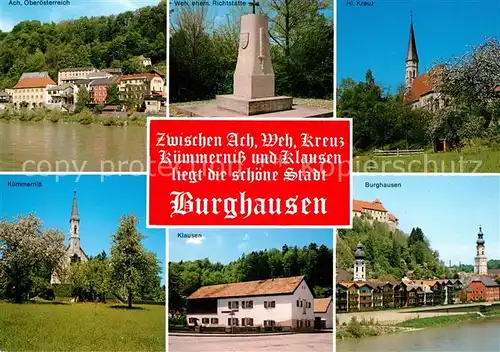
left=405, top=15, right=419, bottom=92
left=68, top=190, right=82, bottom=263
left=353, top=242, right=366, bottom=282
left=474, top=226, right=488, bottom=275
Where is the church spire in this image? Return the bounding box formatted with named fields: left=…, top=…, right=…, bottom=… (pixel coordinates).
left=406, top=14, right=419, bottom=63
left=405, top=14, right=419, bottom=92
left=70, top=189, right=79, bottom=222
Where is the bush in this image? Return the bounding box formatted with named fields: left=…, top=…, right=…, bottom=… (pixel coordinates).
left=52, top=284, right=72, bottom=298
left=75, top=109, right=94, bottom=125
left=169, top=313, right=187, bottom=326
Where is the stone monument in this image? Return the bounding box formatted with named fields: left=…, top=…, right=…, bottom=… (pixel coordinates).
left=174, top=3, right=333, bottom=117
left=216, top=4, right=293, bottom=115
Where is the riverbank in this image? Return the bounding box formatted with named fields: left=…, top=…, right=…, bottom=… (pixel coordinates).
left=337, top=311, right=500, bottom=340
left=0, top=108, right=149, bottom=127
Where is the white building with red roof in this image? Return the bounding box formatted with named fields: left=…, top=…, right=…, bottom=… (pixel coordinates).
left=186, top=276, right=315, bottom=331
left=353, top=198, right=398, bottom=230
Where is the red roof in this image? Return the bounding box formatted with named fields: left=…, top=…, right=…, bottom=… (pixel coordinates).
left=14, top=77, right=56, bottom=89
left=353, top=199, right=387, bottom=212
left=188, top=276, right=305, bottom=299
left=388, top=213, right=398, bottom=222
left=404, top=66, right=443, bottom=104
left=404, top=72, right=435, bottom=103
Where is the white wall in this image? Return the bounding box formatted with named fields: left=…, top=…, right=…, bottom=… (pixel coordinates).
left=187, top=279, right=315, bottom=328
left=315, top=302, right=333, bottom=329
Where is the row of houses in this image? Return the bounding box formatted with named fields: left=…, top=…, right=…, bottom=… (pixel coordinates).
left=336, top=278, right=464, bottom=313
left=185, top=276, right=333, bottom=331
left=0, top=64, right=166, bottom=114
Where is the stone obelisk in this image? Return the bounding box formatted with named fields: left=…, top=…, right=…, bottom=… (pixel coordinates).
left=216, top=11, right=293, bottom=115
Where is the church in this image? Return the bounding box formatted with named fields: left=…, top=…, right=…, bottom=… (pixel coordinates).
left=403, top=17, right=447, bottom=112
left=51, top=190, right=89, bottom=284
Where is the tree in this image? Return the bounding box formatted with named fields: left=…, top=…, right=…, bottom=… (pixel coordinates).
left=0, top=215, right=66, bottom=302
left=106, top=84, right=120, bottom=105
left=110, top=215, right=161, bottom=308
left=433, top=38, right=500, bottom=111
left=70, top=258, right=110, bottom=302
left=263, top=0, right=331, bottom=95
left=75, top=86, right=90, bottom=113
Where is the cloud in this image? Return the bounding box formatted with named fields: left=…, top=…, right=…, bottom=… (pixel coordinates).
left=0, top=18, right=15, bottom=32
left=243, top=233, right=250, bottom=241
left=264, top=232, right=269, bottom=237
left=186, top=236, right=204, bottom=245
left=237, top=242, right=248, bottom=250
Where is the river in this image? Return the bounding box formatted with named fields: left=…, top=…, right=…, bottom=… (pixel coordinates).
left=0, top=121, right=147, bottom=172
left=337, top=319, right=500, bottom=351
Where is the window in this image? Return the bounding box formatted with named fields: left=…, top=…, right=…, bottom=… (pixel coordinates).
left=228, top=301, right=239, bottom=309
left=264, top=320, right=275, bottom=327
left=305, top=320, right=310, bottom=327
left=242, top=300, right=253, bottom=309
left=228, top=318, right=239, bottom=326
left=307, top=302, right=311, bottom=308
left=211, top=318, right=218, bottom=324
left=202, top=318, right=209, bottom=324
left=300, top=300, right=303, bottom=307
left=296, top=300, right=299, bottom=307
left=188, top=318, right=196, bottom=324
left=264, top=301, right=275, bottom=309
left=242, top=318, right=254, bottom=326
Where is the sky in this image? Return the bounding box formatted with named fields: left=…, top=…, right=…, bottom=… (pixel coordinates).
left=168, top=228, right=333, bottom=263
left=338, top=0, right=500, bottom=93
left=0, top=175, right=166, bottom=284
left=354, top=175, right=500, bottom=267
left=0, top=0, right=161, bottom=32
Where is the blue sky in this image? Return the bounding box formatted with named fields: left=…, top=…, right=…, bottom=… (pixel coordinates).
left=354, top=175, right=500, bottom=266
left=338, top=0, right=500, bottom=93
left=168, top=228, right=333, bottom=263
left=0, top=175, right=166, bottom=284
left=0, top=0, right=161, bottom=32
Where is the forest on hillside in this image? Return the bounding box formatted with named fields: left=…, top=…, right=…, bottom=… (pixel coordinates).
left=337, top=217, right=449, bottom=281
left=169, top=1, right=334, bottom=102
left=168, top=243, right=333, bottom=313
left=0, top=1, right=166, bottom=89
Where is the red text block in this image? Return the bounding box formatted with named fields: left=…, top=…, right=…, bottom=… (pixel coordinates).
left=148, top=119, right=351, bottom=226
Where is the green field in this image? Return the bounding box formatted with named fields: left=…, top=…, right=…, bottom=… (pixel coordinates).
left=354, top=149, right=500, bottom=173
left=0, top=301, right=165, bottom=351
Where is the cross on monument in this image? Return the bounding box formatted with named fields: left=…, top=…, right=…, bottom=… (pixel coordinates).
left=249, top=1, right=260, bottom=14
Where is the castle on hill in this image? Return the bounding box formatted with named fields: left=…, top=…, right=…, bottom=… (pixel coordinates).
left=352, top=198, right=398, bottom=230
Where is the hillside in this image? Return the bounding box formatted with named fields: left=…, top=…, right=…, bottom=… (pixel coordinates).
left=169, top=243, right=333, bottom=312
left=337, top=217, right=448, bottom=281
left=0, top=1, right=166, bottom=89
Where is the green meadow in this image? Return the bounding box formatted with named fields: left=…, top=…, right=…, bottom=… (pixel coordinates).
left=354, top=149, right=500, bottom=173
left=0, top=301, right=165, bottom=351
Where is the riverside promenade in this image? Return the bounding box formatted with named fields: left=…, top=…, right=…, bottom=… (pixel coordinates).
left=337, top=302, right=497, bottom=325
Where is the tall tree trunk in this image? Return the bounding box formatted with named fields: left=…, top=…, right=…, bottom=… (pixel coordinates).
left=128, top=290, right=132, bottom=308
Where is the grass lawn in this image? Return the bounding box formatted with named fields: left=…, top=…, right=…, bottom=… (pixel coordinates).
left=354, top=148, right=500, bottom=173
left=0, top=301, right=165, bottom=351
left=169, top=98, right=333, bottom=117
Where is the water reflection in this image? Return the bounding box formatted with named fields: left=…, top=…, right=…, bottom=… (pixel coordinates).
left=0, top=121, right=147, bottom=172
